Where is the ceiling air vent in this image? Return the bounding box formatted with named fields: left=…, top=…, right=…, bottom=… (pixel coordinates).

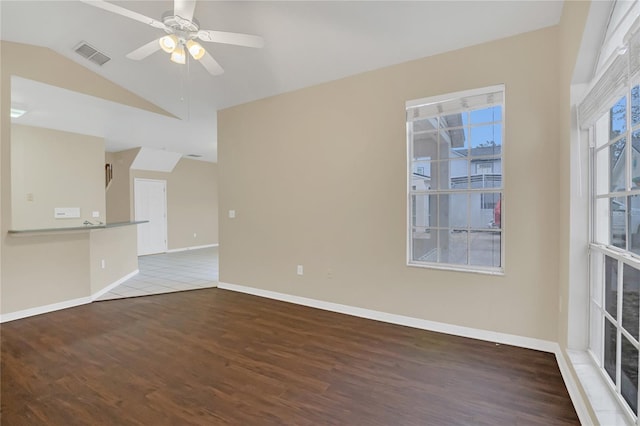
left=74, top=41, right=111, bottom=66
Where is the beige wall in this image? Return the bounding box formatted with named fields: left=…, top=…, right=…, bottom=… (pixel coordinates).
left=11, top=124, right=105, bottom=229
left=89, top=226, right=138, bottom=295
left=219, top=26, right=569, bottom=341
left=557, top=0, right=591, bottom=347
left=106, top=148, right=139, bottom=223
left=129, top=158, right=219, bottom=250
left=2, top=232, right=91, bottom=313
left=556, top=2, right=595, bottom=423
left=1, top=41, right=162, bottom=314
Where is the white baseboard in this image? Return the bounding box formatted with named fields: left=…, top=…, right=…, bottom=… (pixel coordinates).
left=218, top=282, right=556, bottom=351
left=218, top=281, right=591, bottom=422
left=91, top=269, right=139, bottom=301
left=166, top=243, right=218, bottom=253
left=0, top=270, right=140, bottom=323
left=0, top=296, right=92, bottom=323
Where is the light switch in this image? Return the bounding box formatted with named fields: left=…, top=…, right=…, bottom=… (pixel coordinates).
left=228, top=210, right=236, bottom=218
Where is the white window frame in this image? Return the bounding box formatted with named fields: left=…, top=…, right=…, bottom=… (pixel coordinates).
left=406, top=85, right=505, bottom=275
left=583, top=16, right=640, bottom=420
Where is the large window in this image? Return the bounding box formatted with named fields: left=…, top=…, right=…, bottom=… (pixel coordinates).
left=584, top=24, right=640, bottom=420
left=406, top=85, right=504, bottom=274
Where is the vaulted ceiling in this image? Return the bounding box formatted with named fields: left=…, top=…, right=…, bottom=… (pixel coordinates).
left=1, top=1, right=565, bottom=162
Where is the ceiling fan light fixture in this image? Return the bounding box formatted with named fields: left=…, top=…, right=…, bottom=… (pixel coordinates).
left=186, top=40, right=205, bottom=60
left=170, top=45, right=186, bottom=64
left=159, top=34, right=178, bottom=53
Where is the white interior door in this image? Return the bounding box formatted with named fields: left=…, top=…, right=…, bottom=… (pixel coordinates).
left=134, top=179, right=168, bottom=256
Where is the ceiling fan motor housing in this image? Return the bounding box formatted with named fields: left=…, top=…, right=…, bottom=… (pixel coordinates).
left=162, top=12, right=199, bottom=41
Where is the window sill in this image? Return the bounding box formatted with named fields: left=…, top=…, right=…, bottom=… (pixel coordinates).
left=567, top=349, right=632, bottom=425
left=407, top=261, right=504, bottom=276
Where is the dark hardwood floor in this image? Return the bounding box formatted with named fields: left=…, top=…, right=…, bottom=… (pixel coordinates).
left=1, top=288, right=579, bottom=425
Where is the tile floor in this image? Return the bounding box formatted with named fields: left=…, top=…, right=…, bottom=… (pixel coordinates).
left=96, top=246, right=218, bottom=301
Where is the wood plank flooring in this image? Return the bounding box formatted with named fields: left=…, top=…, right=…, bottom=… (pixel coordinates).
left=1, top=288, right=579, bottom=425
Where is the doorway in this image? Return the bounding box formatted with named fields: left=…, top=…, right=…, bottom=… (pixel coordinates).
left=134, top=178, right=168, bottom=256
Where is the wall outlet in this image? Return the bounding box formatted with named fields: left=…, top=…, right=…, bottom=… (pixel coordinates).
left=327, top=269, right=333, bottom=279
left=26, top=193, right=34, bottom=202
left=92, top=211, right=100, bottom=218
left=193, top=233, right=197, bottom=238
left=297, top=265, right=304, bottom=275
left=101, top=259, right=105, bottom=269
left=229, top=210, right=236, bottom=218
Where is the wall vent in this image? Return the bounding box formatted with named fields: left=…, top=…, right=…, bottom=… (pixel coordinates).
left=186, top=154, right=203, bottom=158
left=74, top=41, right=111, bottom=66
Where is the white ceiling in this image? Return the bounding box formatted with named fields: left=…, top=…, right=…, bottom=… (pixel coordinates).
left=1, top=0, right=565, bottom=162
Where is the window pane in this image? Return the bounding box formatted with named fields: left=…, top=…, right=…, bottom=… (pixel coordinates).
left=621, top=335, right=638, bottom=415
left=441, top=112, right=466, bottom=129
left=596, top=147, right=610, bottom=195
left=629, top=195, right=640, bottom=255
left=411, top=228, right=436, bottom=262
left=469, top=231, right=501, bottom=267
left=611, top=95, right=627, bottom=140
left=413, top=118, right=438, bottom=133
left=439, top=193, right=468, bottom=228
left=412, top=162, right=430, bottom=177
left=470, top=124, right=502, bottom=156
left=492, top=196, right=501, bottom=230
left=448, top=159, right=468, bottom=189
left=604, top=318, right=617, bottom=384
left=411, top=166, right=432, bottom=192
left=413, top=131, right=437, bottom=162
left=474, top=193, right=500, bottom=229
left=442, top=128, right=467, bottom=159
left=632, top=130, right=640, bottom=188
left=595, top=197, right=611, bottom=244
left=472, top=158, right=502, bottom=180
left=623, top=263, right=640, bottom=340
left=470, top=173, right=502, bottom=190
left=605, top=256, right=618, bottom=319
left=632, top=85, right=639, bottom=127
left=610, top=138, right=626, bottom=192
left=440, top=229, right=468, bottom=265
left=611, top=197, right=627, bottom=249
left=411, top=194, right=435, bottom=227
left=470, top=106, right=502, bottom=124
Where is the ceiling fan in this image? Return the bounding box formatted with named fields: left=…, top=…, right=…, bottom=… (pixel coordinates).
left=79, top=0, right=264, bottom=76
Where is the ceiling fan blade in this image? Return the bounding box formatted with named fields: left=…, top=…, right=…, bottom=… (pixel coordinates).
left=126, top=39, right=162, bottom=60
left=199, top=51, right=224, bottom=76
left=79, top=0, right=167, bottom=30
left=174, top=0, right=197, bottom=21
left=197, top=30, right=264, bottom=49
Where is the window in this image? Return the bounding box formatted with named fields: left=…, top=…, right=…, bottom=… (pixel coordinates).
left=583, top=23, right=640, bottom=420
left=406, top=85, right=504, bottom=273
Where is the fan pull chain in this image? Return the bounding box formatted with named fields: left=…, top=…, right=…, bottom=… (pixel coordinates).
left=185, top=51, right=191, bottom=121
